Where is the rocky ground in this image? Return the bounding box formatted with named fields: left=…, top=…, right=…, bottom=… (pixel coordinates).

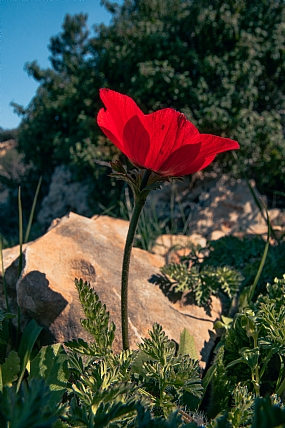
left=1, top=140, right=285, bottom=368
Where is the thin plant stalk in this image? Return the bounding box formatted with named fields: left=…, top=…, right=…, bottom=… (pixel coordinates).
left=24, top=175, right=42, bottom=243
left=238, top=199, right=270, bottom=310
left=121, top=169, right=151, bottom=350
left=247, top=201, right=270, bottom=303
left=18, top=187, right=23, bottom=278
left=16, top=178, right=42, bottom=338
left=253, top=334, right=260, bottom=397
left=17, top=186, right=23, bottom=343
left=232, top=151, right=279, bottom=243
left=170, top=180, right=175, bottom=233
left=0, top=234, right=10, bottom=312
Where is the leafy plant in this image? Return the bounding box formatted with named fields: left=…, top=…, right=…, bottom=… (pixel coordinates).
left=160, top=257, right=243, bottom=313
left=64, top=280, right=205, bottom=426
left=204, top=236, right=285, bottom=295
left=0, top=378, right=64, bottom=428
left=205, top=274, right=285, bottom=421
left=135, top=323, right=203, bottom=418
left=158, top=232, right=285, bottom=316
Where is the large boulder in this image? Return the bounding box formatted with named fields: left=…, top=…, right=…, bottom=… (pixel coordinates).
left=2, top=213, right=222, bottom=366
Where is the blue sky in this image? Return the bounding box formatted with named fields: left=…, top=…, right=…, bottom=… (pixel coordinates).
left=1, top=0, right=114, bottom=130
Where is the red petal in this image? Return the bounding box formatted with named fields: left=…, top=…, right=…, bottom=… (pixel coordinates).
left=97, top=88, right=144, bottom=154
left=196, top=134, right=240, bottom=157
left=97, top=108, right=125, bottom=153
left=142, top=109, right=199, bottom=171
left=195, top=155, right=217, bottom=173
left=159, top=134, right=239, bottom=176
left=158, top=143, right=202, bottom=176
left=123, top=116, right=150, bottom=166
left=163, top=154, right=217, bottom=176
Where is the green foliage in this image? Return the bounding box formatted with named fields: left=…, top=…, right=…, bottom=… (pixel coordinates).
left=0, top=351, right=20, bottom=391
left=136, top=323, right=203, bottom=417
left=0, top=127, right=18, bottom=142
left=0, top=316, right=43, bottom=393
left=201, top=235, right=285, bottom=296
left=256, top=275, right=285, bottom=311
left=0, top=309, right=68, bottom=426
left=0, top=310, right=14, bottom=346
left=251, top=396, right=285, bottom=428
left=206, top=347, right=233, bottom=419
left=207, top=275, right=285, bottom=419
left=29, top=344, right=70, bottom=411
left=178, top=328, right=199, bottom=361
left=227, top=384, right=254, bottom=428
left=160, top=259, right=243, bottom=312
left=2, top=274, right=285, bottom=426
left=155, top=233, right=284, bottom=326
left=16, top=319, right=43, bottom=391
left=205, top=236, right=277, bottom=275
left=64, top=281, right=205, bottom=425
left=135, top=403, right=184, bottom=427
left=73, top=278, right=116, bottom=355
left=68, top=363, right=137, bottom=426
left=0, top=378, right=63, bottom=428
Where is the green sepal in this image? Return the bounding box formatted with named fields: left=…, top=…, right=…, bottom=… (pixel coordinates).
left=110, top=159, right=127, bottom=174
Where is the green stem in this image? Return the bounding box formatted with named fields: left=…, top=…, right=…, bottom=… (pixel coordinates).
left=276, top=376, right=285, bottom=397
left=140, top=169, right=152, bottom=190
left=17, top=187, right=23, bottom=345
left=0, top=235, right=10, bottom=312
left=121, top=169, right=151, bottom=350
left=121, top=197, right=145, bottom=350
left=253, top=335, right=260, bottom=397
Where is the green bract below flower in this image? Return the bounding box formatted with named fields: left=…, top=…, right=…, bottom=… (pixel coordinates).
left=97, top=88, right=240, bottom=177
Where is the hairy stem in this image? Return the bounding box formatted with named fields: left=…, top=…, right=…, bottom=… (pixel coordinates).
left=121, top=169, right=151, bottom=350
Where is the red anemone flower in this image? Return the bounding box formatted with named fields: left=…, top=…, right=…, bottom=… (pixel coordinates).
left=97, top=88, right=239, bottom=177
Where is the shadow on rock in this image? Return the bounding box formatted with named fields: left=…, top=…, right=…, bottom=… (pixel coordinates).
left=17, top=271, right=68, bottom=326
left=149, top=273, right=213, bottom=316
left=148, top=273, right=183, bottom=304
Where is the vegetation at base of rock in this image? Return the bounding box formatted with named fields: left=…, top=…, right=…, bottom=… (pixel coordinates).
left=158, top=235, right=285, bottom=311
left=1, top=272, right=285, bottom=426
left=160, top=262, right=243, bottom=313
left=206, top=276, right=285, bottom=421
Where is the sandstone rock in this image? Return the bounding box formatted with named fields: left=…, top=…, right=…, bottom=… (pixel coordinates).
left=3, top=214, right=222, bottom=366
left=191, top=175, right=275, bottom=237
left=0, top=244, right=29, bottom=316
left=152, top=233, right=207, bottom=263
